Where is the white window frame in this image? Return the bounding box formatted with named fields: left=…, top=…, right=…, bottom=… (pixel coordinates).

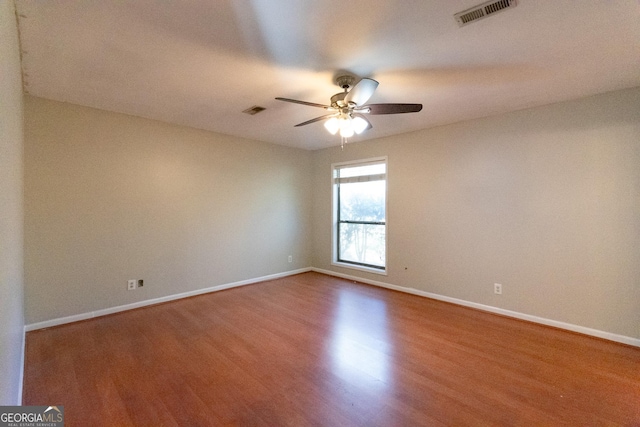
left=331, top=157, right=388, bottom=276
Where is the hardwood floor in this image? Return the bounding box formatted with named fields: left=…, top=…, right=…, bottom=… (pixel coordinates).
left=23, top=272, right=640, bottom=426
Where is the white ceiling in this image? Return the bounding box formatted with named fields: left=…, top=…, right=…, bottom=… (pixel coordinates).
left=15, top=0, right=640, bottom=150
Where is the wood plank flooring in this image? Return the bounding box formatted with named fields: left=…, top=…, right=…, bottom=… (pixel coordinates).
left=23, top=272, right=640, bottom=426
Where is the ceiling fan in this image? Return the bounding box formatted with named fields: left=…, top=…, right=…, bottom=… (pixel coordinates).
left=275, top=74, right=422, bottom=145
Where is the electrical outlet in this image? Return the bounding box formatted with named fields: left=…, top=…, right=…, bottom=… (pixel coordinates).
left=127, top=280, right=136, bottom=291
left=137, top=279, right=144, bottom=288
left=288, top=255, right=292, bottom=263
left=494, top=283, right=502, bottom=295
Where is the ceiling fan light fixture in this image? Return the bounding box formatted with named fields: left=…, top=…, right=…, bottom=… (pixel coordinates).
left=324, top=117, right=340, bottom=135
left=339, top=127, right=354, bottom=138
left=352, top=116, right=369, bottom=134
left=338, top=115, right=354, bottom=138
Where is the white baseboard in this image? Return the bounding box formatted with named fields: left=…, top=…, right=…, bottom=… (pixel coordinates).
left=25, top=268, right=311, bottom=332
left=311, top=267, right=640, bottom=348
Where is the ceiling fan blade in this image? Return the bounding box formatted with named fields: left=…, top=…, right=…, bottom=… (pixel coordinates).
left=294, top=114, right=338, bottom=127
left=275, top=97, right=330, bottom=109
left=361, top=103, right=423, bottom=114
left=344, top=78, right=379, bottom=106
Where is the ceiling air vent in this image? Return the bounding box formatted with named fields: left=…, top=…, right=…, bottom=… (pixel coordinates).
left=242, top=105, right=266, bottom=115
left=454, top=0, right=517, bottom=27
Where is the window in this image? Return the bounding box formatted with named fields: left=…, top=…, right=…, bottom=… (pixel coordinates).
left=333, top=158, right=387, bottom=273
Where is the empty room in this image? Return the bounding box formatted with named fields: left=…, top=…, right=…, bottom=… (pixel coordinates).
left=1, top=0, right=639, bottom=425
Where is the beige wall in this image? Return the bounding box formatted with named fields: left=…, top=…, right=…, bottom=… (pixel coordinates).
left=24, top=96, right=312, bottom=324
left=312, top=87, right=640, bottom=339
left=22, top=85, right=640, bottom=341
left=0, top=0, right=25, bottom=405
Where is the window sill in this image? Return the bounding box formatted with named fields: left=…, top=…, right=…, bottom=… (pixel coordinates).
left=332, top=261, right=388, bottom=276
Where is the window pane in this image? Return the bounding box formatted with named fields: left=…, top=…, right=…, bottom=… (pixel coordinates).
left=338, top=163, right=385, bottom=178
left=339, top=223, right=385, bottom=268
left=339, top=181, right=385, bottom=222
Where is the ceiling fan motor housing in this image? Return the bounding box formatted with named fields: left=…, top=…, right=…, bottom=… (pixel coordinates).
left=330, top=92, right=348, bottom=108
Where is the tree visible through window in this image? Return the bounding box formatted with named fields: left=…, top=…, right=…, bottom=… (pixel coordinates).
left=333, top=159, right=386, bottom=271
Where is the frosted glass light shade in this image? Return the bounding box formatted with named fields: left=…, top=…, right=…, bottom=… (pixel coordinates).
left=338, top=116, right=354, bottom=138
left=339, top=126, right=354, bottom=138
left=324, top=117, right=339, bottom=135
left=352, top=116, right=368, bottom=134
